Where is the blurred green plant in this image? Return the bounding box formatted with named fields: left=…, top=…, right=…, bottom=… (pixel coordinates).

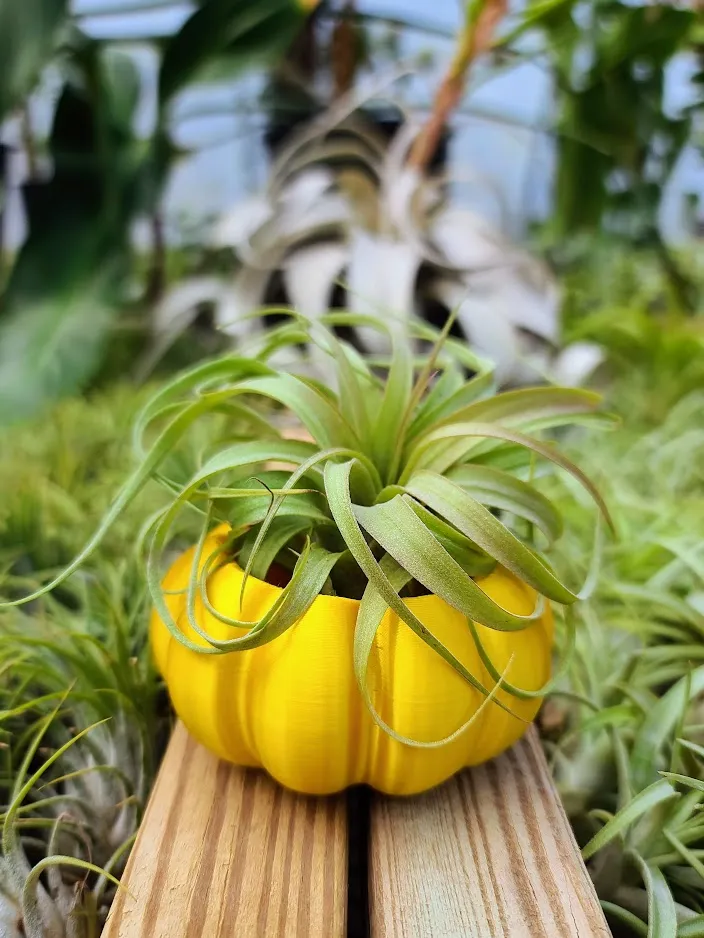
left=0, top=1, right=69, bottom=121
left=0, top=382, right=244, bottom=936
left=514, top=0, right=700, bottom=309
left=544, top=387, right=704, bottom=934
left=0, top=387, right=158, bottom=937
left=558, top=245, right=704, bottom=422
left=0, top=42, right=145, bottom=428
left=571, top=310, right=704, bottom=423
left=0, top=0, right=320, bottom=427
left=0, top=385, right=154, bottom=569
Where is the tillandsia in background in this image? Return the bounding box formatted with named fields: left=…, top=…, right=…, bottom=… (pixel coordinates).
left=149, top=98, right=566, bottom=387
left=145, top=0, right=601, bottom=391
left=3, top=312, right=610, bottom=799
left=542, top=385, right=704, bottom=936
left=0, top=388, right=218, bottom=938
left=147, top=89, right=582, bottom=389
left=0, top=579, right=151, bottom=938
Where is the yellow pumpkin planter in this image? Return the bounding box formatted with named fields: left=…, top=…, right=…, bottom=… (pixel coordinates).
left=2, top=313, right=606, bottom=799
left=140, top=315, right=608, bottom=798
left=151, top=525, right=553, bottom=795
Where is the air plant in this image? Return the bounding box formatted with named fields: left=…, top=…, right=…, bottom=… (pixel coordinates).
left=148, top=99, right=568, bottom=387
left=0, top=388, right=181, bottom=938
left=570, top=670, right=704, bottom=938
left=0, top=556, right=162, bottom=936
left=145, top=0, right=596, bottom=388
left=2, top=309, right=612, bottom=798
left=543, top=388, right=704, bottom=934
left=1, top=679, right=137, bottom=937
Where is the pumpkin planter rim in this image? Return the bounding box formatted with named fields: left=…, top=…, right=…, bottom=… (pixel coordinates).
left=206, top=521, right=522, bottom=617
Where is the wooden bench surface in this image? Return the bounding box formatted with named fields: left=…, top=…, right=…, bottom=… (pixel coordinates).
left=370, top=730, right=610, bottom=937
left=104, top=723, right=609, bottom=938
left=103, top=723, right=347, bottom=937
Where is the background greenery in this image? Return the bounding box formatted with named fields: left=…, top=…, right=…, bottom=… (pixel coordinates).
left=1, top=0, right=702, bottom=424
left=0, top=1, right=703, bottom=936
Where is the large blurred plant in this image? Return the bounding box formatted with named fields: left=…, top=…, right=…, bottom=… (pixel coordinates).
left=0, top=0, right=319, bottom=427
left=146, top=0, right=590, bottom=387
left=148, top=102, right=566, bottom=386
left=0, top=1, right=69, bottom=121
left=519, top=0, right=700, bottom=308
left=0, top=40, right=145, bottom=427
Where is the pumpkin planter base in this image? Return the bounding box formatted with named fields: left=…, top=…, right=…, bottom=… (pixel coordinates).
left=151, top=530, right=553, bottom=796
left=103, top=722, right=609, bottom=937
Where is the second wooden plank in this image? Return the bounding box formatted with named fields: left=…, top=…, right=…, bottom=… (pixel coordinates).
left=369, top=729, right=610, bottom=938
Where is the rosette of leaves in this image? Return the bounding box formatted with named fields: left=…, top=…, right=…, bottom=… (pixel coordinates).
left=2, top=312, right=610, bottom=732
left=0, top=565, right=158, bottom=938
left=148, top=100, right=566, bottom=387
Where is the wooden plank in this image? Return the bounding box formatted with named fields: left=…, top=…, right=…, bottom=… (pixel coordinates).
left=369, top=729, right=610, bottom=938
left=104, top=722, right=347, bottom=938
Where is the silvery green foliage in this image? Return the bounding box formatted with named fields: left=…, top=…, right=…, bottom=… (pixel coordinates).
left=0, top=710, right=140, bottom=938
left=0, top=846, right=70, bottom=938
left=0, top=855, right=26, bottom=938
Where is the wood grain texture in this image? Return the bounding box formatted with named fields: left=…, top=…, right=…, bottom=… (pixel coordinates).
left=369, top=729, right=611, bottom=938
left=103, top=722, right=347, bottom=938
